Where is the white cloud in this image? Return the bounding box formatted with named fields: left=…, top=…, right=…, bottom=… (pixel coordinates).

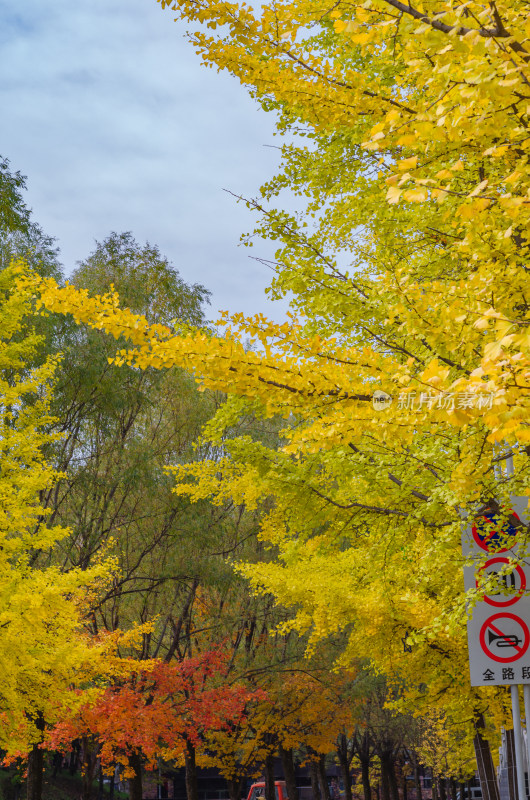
left=0, top=0, right=291, bottom=320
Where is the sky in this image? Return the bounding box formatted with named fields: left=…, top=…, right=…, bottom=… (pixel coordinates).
left=0, top=0, right=291, bottom=322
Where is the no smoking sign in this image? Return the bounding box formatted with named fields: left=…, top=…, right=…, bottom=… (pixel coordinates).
left=463, top=496, right=530, bottom=686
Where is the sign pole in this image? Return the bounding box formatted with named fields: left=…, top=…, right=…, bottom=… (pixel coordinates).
left=506, top=449, right=514, bottom=479
left=507, top=452, right=527, bottom=799
left=512, top=685, right=527, bottom=800
left=524, top=685, right=530, bottom=796
left=463, top=447, right=530, bottom=798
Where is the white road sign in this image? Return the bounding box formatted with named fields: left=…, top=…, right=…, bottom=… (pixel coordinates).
left=462, top=496, right=530, bottom=686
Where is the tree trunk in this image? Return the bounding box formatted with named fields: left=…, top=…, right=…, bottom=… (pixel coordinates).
left=380, top=752, right=399, bottom=800
left=473, top=715, right=500, bottom=800
left=318, top=756, right=331, bottom=800
left=69, top=741, right=81, bottom=775
left=265, top=753, right=276, bottom=800
left=26, top=746, right=44, bottom=800
left=386, top=757, right=399, bottom=800
left=52, top=752, right=62, bottom=779
left=280, top=746, right=299, bottom=800
left=337, top=735, right=353, bottom=800
left=228, top=777, right=244, bottom=800
left=184, top=740, right=198, bottom=800
left=380, top=758, right=391, bottom=800
left=310, top=761, right=322, bottom=800
left=360, top=754, right=371, bottom=800
left=450, top=780, right=457, bottom=800
left=414, top=768, right=422, bottom=800
left=438, top=779, right=447, bottom=800
left=402, top=766, right=408, bottom=800
left=505, top=730, right=517, bottom=800
left=81, top=737, right=97, bottom=800
left=127, top=751, right=143, bottom=800
left=98, top=765, right=104, bottom=800
left=431, top=776, right=438, bottom=800
left=26, top=713, right=45, bottom=800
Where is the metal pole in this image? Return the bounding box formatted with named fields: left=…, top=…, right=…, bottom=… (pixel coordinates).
left=512, top=685, right=527, bottom=800
left=523, top=685, right=530, bottom=798
left=493, top=443, right=502, bottom=481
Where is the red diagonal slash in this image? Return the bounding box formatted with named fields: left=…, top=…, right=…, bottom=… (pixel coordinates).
left=488, top=622, right=524, bottom=654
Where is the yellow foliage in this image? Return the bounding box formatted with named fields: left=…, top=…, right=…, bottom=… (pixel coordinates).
left=0, top=263, right=121, bottom=754
left=26, top=0, right=530, bottom=768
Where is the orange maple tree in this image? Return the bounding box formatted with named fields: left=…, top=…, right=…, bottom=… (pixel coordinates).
left=48, top=649, right=263, bottom=800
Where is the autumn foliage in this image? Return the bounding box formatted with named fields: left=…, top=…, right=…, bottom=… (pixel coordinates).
left=48, top=649, right=262, bottom=775
left=3, top=0, right=530, bottom=792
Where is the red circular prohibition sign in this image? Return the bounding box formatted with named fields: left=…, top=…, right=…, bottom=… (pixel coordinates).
left=479, top=613, right=530, bottom=663
left=472, top=511, right=521, bottom=553
left=477, top=557, right=527, bottom=607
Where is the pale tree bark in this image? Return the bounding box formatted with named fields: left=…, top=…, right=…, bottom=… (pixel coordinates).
left=505, top=730, right=517, bottom=800
left=473, top=714, right=500, bottom=800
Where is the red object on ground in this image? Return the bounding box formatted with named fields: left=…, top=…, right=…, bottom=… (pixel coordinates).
left=247, top=781, right=288, bottom=800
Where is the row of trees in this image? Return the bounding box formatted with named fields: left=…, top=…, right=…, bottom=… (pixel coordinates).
left=0, top=159, right=469, bottom=800
left=29, top=0, right=529, bottom=794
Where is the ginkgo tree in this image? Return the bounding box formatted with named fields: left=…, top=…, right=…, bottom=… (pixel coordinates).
left=27, top=222, right=510, bottom=792
left=24, top=0, right=530, bottom=787
left=0, top=261, right=127, bottom=800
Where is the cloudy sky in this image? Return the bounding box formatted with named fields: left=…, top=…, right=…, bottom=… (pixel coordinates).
left=0, top=0, right=291, bottom=321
